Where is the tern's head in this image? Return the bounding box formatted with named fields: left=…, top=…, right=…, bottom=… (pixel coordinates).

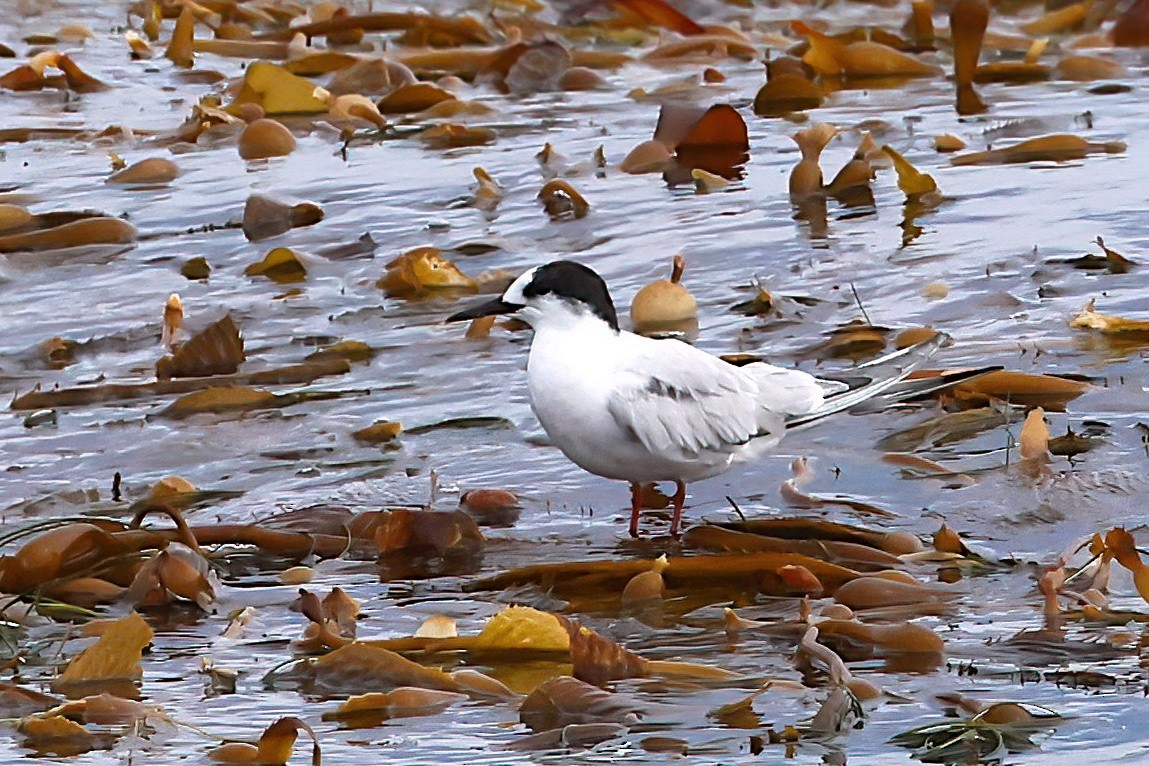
left=447, top=260, right=619, bottom=331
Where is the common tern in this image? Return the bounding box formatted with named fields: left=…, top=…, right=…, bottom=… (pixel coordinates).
left=448, top=261, right=989, bottom=537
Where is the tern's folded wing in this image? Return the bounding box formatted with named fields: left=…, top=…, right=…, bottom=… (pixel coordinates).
left=606, top=342, right=761, bottom=459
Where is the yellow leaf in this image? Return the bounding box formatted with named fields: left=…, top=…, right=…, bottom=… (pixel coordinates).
left=1070, top=299, right=1149, bottom=336
left=473, top=606, right=570, bottom=652
left=881, top=145, right=937, bottom=196
left=376, top=247, right=478, bottom=297
left=55, top=612, right=153, bottom=689
left=165, top=6, right=194, bottom=67
left=244, top=247, right=308, bottom=283
left=1021, top=0, right=1091, bottom=35
left=228, top=61, right=327, bottom=115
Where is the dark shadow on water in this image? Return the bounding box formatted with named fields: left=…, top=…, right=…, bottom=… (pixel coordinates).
left=663, top=147, right=749, bottom=186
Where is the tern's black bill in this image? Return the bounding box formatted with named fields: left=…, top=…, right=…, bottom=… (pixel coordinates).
left=446, top=298, right=520, bottom=323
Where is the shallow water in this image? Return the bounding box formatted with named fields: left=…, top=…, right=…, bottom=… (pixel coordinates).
left=1, top=0, right=1148, bottom=763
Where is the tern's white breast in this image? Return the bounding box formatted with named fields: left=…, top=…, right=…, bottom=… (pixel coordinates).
left=525, top=313, right=737, bottom=483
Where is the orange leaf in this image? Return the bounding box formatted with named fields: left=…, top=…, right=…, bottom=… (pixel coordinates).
left=609, top=0, right=705, bottom=35
left=677, top=104, right=748, bottom=151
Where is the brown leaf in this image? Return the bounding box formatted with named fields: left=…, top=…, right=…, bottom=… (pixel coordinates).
left=1022, top=0, right=1090, bottom=34
left=458, top=488, right=520, bottom=526
left=0, top=683, right=61, bottom=718
left=242, top=194, right=324, bottom=242
left=47, top=693, right=155, bottom=725
left=683, top=525, right=903, bottom=568
left=0, top=216, right=136, bottom=253
left=322, top=688, right=467, bottom=728
left=950, top=370, right=1089, bottom=410
left=1113, top=0, right=1149, bottom=45
left=833, top=575, right=951, bottom=610
left=754, top=72, right=823, bottom=117
left=107, top=158, right=179, bottom=186
left=227, top=62, right=326, bottom=115
left=305, top=340, right=375, bottom=364
left=156, top=315, right=244, bottom=379
left=537, top=179, right=590, bottom=220
left=709, top=691, right=764, bottom=729
left=378, top=82, right=457, bottom=113
left=209, top=717, right=320, bottom=766
left=237, top=119, right=296, bottom=160
left=374, top=509, right=484, bottom=557
left=125, top=543, right=218, bottom=609
left=619, top=140, right=673, bottom=174
left=419, top=123, right=496, bottom=149
left=160, top=386, right=278, bottom=418
left=519, top=676, right=640, bottom=732
left=951, top=134, right=1126, bottom=165
left=933, top=523, right=972, bottom=556
left=468, top=550, right=861, bottom=604
left=324, top=57, right=416, bottom=95
left=558, top=617, right=647, bottom=685
left=1070, top=298, right=1149, bottom=338
left=609, top=0, right=705, bottom=35
left=816, top=618, right=944, bottom=656
left=13, top=359, right=349, bottom=411
left=352, top=420, right=402, bottom=445
left=504, top=41, right=572, bottom=93
left=0, top=523, right=128, bottom=593
left=472, top=606, right=570, bottom=653
left=17, top=714, right=107, bottom=757
left=165, top=6, right=194, bottom=67
left=300, top=643, right=462, bottom=695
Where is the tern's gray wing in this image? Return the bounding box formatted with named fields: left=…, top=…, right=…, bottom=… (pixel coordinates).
left=606, top=340, right=765, bottom=459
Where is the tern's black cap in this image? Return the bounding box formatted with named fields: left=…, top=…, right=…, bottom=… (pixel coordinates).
left=521, top=261, right=619, bottom=331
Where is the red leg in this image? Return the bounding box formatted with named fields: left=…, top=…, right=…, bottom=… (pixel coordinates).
left=669, top=480, right=687, bottom=537
left=628, top=482, right=642, bottom=537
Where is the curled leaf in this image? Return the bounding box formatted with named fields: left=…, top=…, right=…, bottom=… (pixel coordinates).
left=538, top=179, right=590, bottom=220
left=881, top=145, right=938, bottom=197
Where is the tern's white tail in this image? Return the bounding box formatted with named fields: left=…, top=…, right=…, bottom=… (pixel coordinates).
left=784, top=334, right=998, bottom=430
